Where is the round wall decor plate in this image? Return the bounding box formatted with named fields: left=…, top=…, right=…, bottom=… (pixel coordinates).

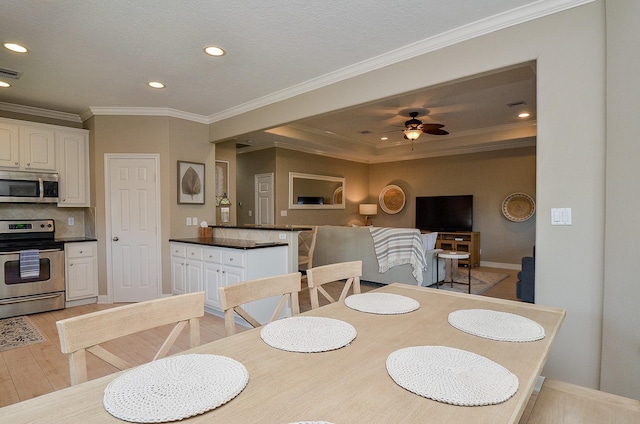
left=379, top=184, right=406, bottom=214
left=502, top=193, right=535, bottom=222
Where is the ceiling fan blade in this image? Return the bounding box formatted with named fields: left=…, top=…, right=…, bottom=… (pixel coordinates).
left=420, top=123, right=444, bottom=131
left=424, top=128, right=449, bottom=135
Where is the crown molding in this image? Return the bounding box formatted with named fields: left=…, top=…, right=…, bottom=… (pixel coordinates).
left=0, top=101, right=82, bottom=123
left=82, top=107, right=210, bottom=124
left=206, top=0, right=593, bottom=124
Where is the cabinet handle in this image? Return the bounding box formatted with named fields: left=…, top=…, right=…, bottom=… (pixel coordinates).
left=79, top=250, right=83, bottom=253
left=112, top=237, right=119, bottom=241
left=229, top=258, right=234, bottom=262
left=14, top=162, right=19, bottom=165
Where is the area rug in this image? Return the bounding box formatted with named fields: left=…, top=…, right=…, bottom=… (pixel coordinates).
left=429, top=270, right=509, bottom=295
left=0, top=316, right=46, bottom=352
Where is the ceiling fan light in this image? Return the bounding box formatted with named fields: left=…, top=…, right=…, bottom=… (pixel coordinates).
left=404, top=128, right=422, bottom=141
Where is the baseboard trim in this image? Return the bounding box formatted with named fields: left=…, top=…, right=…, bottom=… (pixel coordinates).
left=480, top=261, right=521, bottom=270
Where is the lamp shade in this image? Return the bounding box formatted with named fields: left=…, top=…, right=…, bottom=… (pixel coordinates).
left=404, top=128, right=422, bottom=141
left=359, top=203, right=378, bottom=216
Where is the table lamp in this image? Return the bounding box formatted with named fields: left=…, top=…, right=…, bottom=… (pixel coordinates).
left=359, top=203, right=378, bottom=226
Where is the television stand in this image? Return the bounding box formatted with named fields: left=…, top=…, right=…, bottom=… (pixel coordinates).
left=435, top=231, right=480, bottom=267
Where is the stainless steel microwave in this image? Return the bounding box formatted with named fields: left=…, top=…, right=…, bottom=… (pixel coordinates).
left=0, top=171, right=59, bottom=203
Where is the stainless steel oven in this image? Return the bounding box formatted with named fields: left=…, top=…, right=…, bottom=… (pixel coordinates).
left=0, top=219, right=65, bottom=319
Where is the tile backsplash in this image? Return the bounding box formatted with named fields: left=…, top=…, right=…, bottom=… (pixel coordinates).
left=0, top=204, right=91, bottom=238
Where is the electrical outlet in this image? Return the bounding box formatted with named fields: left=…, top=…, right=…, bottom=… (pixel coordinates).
left=67, top=217, right=75, bottom=226
left=280, top=210, right=287, bottom=216
left=279, top=233, right=287, bottom=240
left=192, top=217, right=198, bottom=226
left=186, top=217, right=192, bottom=226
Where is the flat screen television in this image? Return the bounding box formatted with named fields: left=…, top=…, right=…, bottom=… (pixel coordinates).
left=297, top=196, right=324, bottom=205
left=415, top=195, right=473, bottom=232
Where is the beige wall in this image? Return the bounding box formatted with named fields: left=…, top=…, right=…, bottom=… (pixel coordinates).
left=90, top=115, right=212, bottom=297
left=210, top=3, right=607, bottom=390
left=237, top=148, right=276, bottom=226
left=238, top=146, right=536, bottom=267
left=236, top=148, right=369, bottom=227
left=369, top=146, right=536, bottom=265
left=601, top=0, right=640, bottom=398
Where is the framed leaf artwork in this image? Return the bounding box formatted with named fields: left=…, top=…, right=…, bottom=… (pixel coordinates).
left=177, top=161, right=205, bottom=204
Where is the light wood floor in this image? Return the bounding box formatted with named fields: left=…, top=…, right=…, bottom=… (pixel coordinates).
left=1, top=266, right=526, bottom=414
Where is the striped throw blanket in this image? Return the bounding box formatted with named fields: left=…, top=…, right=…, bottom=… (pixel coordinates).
left=368, top=227, right=428, bottom=285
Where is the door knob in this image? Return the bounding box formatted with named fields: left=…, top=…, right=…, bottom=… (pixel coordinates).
left=112, top=236, right=119, bottom=241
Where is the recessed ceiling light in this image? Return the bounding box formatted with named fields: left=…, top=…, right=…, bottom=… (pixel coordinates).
left=3, top=43, right=28, bottom=53
left=518, top=112, right=530, bottom=118
left=204, top=46, right=226, bottom=57
left=381, top=137, right=388, bottom=140
left=0, top=81, right=11, bottom=88
left=148, top=81, right=165, bottom=89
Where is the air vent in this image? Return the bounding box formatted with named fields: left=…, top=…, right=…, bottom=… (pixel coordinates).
left=0, top=68, right=22, bottom=79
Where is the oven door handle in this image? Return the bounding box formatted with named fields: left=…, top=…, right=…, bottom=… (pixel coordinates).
left=1, top=248, right=63, bottom=255
left=0, top=292, right=63, bottom=305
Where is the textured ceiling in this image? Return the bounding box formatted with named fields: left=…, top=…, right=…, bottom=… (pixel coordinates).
left=1, top=1, right=589, bottom=161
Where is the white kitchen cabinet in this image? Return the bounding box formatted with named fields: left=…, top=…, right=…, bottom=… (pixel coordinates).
left=0, top=121, right=20, bottom=168
left=171, top=241, right=289, bottom=322
left=172, top=244, right=204, bottom=296
left=57, top=129, right=90, bottom=207
left=65, top=241, right=98, bottom=302
left=0, top=120, right=56, bottom=171
left=22, top=125, right=56, bottom=171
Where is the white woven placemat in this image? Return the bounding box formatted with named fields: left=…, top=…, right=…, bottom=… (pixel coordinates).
left=448, top=309, right=545, bottom=342
left=288, top=422, right=334, bottom=424
left=345, top=292, right=420, bottom=314
left=386, top=346, right=519, bottom=406
left=103, top=354, right=249, bottom=423
left=260, top=316, right=357, bottom=353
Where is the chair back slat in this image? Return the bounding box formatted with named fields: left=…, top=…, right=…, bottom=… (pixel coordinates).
left=56, top=292, right=204, bottom=385
left=306, top=261, right=362, bottom=309
left=220, top=272, right=301, bottom=336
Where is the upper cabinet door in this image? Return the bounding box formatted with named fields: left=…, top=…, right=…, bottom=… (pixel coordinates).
left=0, top=122, right=20, bottom=169
left=22, top=125, right=56, bottom=171
left=57, top=130, right=90, bottom=207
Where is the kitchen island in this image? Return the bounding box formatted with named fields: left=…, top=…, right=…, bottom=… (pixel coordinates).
left=169, top=236, right=292, bottom=322
left=207, top=225, right=311, bottom=273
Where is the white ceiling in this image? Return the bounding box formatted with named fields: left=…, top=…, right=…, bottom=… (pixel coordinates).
left=0, top=1, right=587, bottom=162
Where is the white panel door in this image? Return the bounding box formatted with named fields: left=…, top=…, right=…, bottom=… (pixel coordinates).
left=255, top=173, right=274, bottom=225
left=108, top=156, right=160, bottom=302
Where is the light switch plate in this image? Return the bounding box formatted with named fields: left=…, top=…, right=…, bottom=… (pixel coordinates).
left=551, top=208, right=572, bottom=225
left=186, top=217, right=192, bottom=226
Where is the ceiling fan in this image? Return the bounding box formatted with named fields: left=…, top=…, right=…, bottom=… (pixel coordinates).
left=403, top=111, right=449, bottom=140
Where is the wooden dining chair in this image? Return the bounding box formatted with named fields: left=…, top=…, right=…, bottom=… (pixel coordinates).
left=219, top=272, right=301, bottom=336
left=306, top=260, right=362, bottom=309
left=296, top=226, right=317, bottom=272
left=56, top=291, right=205, bottom=385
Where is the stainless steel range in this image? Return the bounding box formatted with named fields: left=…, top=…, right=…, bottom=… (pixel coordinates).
left=0, top=219, right=65, bottom=319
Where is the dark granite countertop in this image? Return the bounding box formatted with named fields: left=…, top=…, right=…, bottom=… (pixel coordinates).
left=169, top=237, right=288, bottom=250
left=56, top=237, right=98, bottom=243
left=211, top=225, right=312, bottom=231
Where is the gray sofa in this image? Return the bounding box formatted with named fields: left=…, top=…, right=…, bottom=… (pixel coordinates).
left=313, top=225, right=444, bottom=286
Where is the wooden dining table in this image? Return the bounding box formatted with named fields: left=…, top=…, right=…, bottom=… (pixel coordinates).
left=1, top=283, right=565, bottom=424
